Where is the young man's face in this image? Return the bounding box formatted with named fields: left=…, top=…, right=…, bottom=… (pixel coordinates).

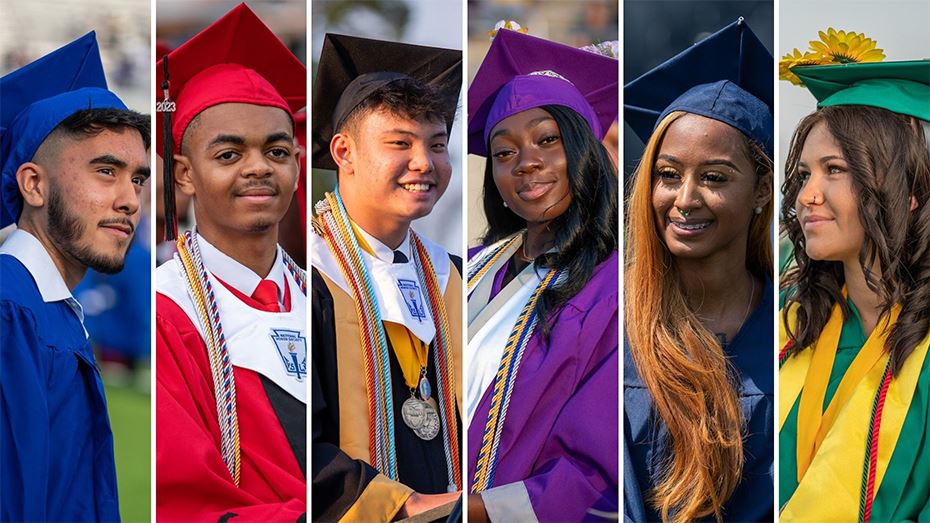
left=341, top=108, right=451, bottom=223
left=176, top=103, right=299, bottom=239
left=41, top=127, right=148, bottom=273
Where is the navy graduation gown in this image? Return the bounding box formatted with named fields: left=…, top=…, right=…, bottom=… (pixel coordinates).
left=1, top=255, right=120, bottom=522
left=624, top=279, right=774, bottom=522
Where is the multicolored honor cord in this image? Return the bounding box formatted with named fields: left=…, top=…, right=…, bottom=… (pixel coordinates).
left=175, top=231, right=242, bottom=485
left=315, top=189, right=461, bottom=489
left=174, top=230, right=307, bottom=486
left=466, top=233, right=521, bottom=292
left=410, top=233, right=462, bottom=490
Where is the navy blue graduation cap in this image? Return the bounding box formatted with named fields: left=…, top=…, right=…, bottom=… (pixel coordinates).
left=0, top=32, right=126, bottom=228
left=624, top=18, right=773, bottom=158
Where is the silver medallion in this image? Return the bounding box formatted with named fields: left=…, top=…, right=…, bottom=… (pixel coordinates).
left=401, top=396, right=440, bottom=440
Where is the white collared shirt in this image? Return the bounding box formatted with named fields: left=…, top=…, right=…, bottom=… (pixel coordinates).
left=196, top=233, right=286, bottom=307
left=0, top=228, right=87, bottom=337
left=354, top=223, right=411, bottom=263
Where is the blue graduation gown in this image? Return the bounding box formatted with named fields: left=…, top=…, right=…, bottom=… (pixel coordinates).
left=1, top=254, right=120, bottom=522
left=624, top=279, right=774, bottom=522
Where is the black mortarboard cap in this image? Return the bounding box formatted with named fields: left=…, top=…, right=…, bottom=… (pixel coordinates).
left=311, top=33, right=462, bottom=171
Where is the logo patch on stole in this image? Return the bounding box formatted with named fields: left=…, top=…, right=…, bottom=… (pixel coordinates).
left=396, top=279, right=427, bottom=323
left=270, top=329, right=307, bottom=380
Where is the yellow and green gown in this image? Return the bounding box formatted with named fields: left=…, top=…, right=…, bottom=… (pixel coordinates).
left=779, top=297, right=930, bottom=522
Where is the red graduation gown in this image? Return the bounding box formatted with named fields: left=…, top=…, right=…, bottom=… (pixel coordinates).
left=156, top=293, right=306, bottom=521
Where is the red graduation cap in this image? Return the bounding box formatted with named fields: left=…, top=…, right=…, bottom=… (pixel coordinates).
left=155, top=2, right=306, bottom=240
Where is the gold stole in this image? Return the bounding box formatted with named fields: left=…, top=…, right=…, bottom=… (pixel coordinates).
left=321, top=268, right=464, bottom=464
left=779, top=303, right=930, bottom=521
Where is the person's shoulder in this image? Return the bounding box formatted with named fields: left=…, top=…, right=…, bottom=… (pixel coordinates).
left=154, top=259, right=195, bottom=327
left=622, top=337, right=647, bottom=388
left=448, top=253, right=462, bottom=275
left=311, top=266, right=331, bottom=296
left=155, top=256, right=179, bottom=278
left=778, top=283, right=798, bottom=311
left=0, top=254, right=41, bottom=307
left=584, top=251, right=620, bottom=299
left=154, top=292, right=202, bottom=339
left=558, top=251, right=619, bottom=315
left=412, top=232, right=460, bottom=275
left=0, top=258, right=42, bottom=343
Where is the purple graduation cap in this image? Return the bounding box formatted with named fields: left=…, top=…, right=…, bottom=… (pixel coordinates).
left=0, top=32, right=127, bottom=228
left=624, top=18, right=774, bottom=158
left=468, top=29, right=619, bottom=157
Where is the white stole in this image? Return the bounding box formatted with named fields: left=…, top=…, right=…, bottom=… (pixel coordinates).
left=309, top=232, right=451, bottom=346
left=156, top=252, right=308, bottom=403
left=465, top=240, right=544, bottom=424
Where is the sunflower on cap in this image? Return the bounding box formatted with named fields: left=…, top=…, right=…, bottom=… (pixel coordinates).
left=779, top=27, right=885, bottom=85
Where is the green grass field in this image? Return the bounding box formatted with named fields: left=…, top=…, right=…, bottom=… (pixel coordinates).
left=105, top=384, right=151, bottom=523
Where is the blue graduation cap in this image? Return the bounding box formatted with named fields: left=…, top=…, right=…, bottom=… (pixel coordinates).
left=0, top=31, right=126, bottom=228
left=624, top=18, right=773, bottom=158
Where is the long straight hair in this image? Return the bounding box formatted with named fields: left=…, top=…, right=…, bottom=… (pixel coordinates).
left=781, top=105, right=930, bottom=375
left=625, top=111, right=773, bottom=522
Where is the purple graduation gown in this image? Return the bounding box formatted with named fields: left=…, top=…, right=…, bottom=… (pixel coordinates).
left=466, top=248, right=619, bottom=521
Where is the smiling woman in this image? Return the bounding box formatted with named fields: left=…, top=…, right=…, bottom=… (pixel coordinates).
left=623, top=18, right=775, bottom=523
left=465, top=28, right=619, bottom=522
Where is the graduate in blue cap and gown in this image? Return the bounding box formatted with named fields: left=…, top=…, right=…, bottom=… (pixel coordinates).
left=623, top=18, right=774, bottom=523
left=465, top=27, right=619, bottom=522
left=0, top=32, right=150, bottom=522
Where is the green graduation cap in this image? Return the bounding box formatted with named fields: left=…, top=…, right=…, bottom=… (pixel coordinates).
left=792, top=60, right=930, bottom=121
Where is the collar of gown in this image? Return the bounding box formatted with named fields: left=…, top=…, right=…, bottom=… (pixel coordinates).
left=353, top=221, right=411, bottom=263
left=0, top=228, right=76, bottom=303
left=0, top=228, right=87, bottom=335
left=197, top=232, right=286, bottom=301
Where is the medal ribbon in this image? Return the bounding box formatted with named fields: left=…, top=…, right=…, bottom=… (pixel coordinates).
left=315, top=189, right=460, bottom=489
left=174, top=231, right=306, bottom=487
left=470, top=264, right=566, bottom=493
left=411, top=232, right=461, bottom=490
left=348, top=222, right=430, bottom=392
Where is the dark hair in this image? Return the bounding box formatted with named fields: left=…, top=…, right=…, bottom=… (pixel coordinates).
left=56, top=107, right=151, bottom=150
left=781, top=105, right=930, bottom=374
left=339, top=77, right=456, bottom=136
left=481, top=104, right=618, bottom=326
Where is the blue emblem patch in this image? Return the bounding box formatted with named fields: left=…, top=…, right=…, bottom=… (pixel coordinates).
left=397, top=279, right=427, bottom=322
left=270, top=329, right=307, bottom=380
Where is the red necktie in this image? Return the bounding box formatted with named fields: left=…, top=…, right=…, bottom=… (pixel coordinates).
left=251, top=280, right=281, bottom=313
